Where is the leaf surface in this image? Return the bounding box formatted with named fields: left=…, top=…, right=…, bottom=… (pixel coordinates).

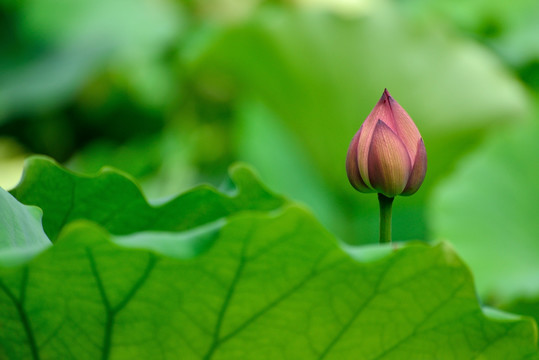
left=10, top=156, right=285, bottom=242
left=0, top=188, right=51, bottom=266
left=1, top=207, right=538, bottom=359
left=2, top=158, right=537, bottom=359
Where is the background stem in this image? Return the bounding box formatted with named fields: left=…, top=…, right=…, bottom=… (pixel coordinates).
left=378, top=194, right=394, bottom=244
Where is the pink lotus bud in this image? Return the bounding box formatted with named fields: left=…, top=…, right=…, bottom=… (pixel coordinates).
left=346, top=89, right=427, bottom=197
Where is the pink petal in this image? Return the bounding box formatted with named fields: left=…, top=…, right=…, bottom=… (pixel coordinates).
left=385, top=89, right=422, bottom=161
left=346, top=126, right=373, bottom=193
left=367, top=120, right=412, bottom=197
left=402, top=138, right=427, bottom=196
left=357, top=90, right=395, bottom=187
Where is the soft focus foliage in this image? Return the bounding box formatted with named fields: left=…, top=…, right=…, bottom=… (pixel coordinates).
left=429, top=122, right=539, bottom=302
left=1, top=0, right=539, bottom=343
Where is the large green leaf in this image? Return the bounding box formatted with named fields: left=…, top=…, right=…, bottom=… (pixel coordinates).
left=0, top=188, right=50, bottom=266
left=1, top=206, right=538, bottom=359
left=2, top=157, right=537, bottom=358
left=429, top=122, right=539, bottom=301
left=503, top=298, right=539, bottom=328
left=10, top=156, right=286, bottom=242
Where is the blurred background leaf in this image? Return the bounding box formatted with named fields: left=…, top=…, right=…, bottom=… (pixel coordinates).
left=428, top=118, right=539, bottom=321
left=184, top=3, right=531, bottom=242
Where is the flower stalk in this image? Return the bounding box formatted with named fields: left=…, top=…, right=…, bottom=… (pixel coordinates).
left=378, top=194, right=394, bottom=244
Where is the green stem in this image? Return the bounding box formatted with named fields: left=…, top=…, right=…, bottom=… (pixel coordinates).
left=378, top=194, right=394, bottom=244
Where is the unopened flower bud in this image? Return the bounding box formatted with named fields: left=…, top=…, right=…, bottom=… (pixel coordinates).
left=346, top=89, right=427, bottom=197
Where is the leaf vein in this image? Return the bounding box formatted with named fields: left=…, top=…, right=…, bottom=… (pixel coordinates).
left=0, top=266, right=40, bottom=360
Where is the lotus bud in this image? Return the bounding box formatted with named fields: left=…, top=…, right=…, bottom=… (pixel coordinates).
left=346, top=89, right=427, bottom=198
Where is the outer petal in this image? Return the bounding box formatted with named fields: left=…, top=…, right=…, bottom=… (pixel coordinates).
left=345, top=126, right=373, bottom=193
left=385, top=89, right=422, bottom=161
left=367, top=120, right=412, bottom=197
left=402, top=138, right=427, bottom=196
left=357, top=90, right=395, bottom=187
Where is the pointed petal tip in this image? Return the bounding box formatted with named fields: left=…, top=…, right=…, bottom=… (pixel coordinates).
left=380, top=89, right=391, bottom=102
left=384, top=88, right=396, bottom=102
